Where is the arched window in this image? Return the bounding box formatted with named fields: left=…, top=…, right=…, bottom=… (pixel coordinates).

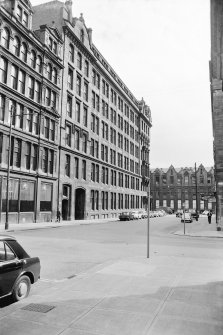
left=36, top=55, right=42, bottom=73
left=13, top=36, right=20, bottom=56
left=47, top=63, right=52, bottom=80
left=69, top=44, right=74, bottom=62
left=52, top=67, right=57, bottom=84
left=2, top=27, right=10, bottom=49
left=30, top=50, right=36, bottom=69
left=20, top=42, right=27, bottom=62
left=80, top=29, right=84, bottom=43
left=77, top=52, right=82, bottom=70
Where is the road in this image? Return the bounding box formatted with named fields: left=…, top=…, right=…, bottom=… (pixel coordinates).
left=9, top=215, right=223, bottom=283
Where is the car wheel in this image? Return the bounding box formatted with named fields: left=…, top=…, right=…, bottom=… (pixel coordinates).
left=12, top=275, right=31, bottom=301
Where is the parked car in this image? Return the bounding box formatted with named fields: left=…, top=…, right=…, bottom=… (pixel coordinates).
left=181, top=213, right=193, bottom=223
left=131, top=211, right=140, bottom=219
left=176, top=210, right=183, bottom=218
left=119, top=212, right=134, bottom=221
left=0, top=235, right=40, bottom=301
left=141, top=211, right=148, bottom=218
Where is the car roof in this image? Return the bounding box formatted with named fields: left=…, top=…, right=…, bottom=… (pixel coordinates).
left=0, top=235, right=16, bottom=241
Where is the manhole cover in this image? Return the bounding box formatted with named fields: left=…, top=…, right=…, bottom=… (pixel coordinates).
left=22, top=303, right=55, bottom=313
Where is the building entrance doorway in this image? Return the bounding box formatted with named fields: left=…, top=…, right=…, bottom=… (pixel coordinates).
left=75, top=188, right=85, bottom=220
left=62, top=185, right=71, bottom=220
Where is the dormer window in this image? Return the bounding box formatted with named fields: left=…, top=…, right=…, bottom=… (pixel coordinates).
left=22, top=11, right=28, bottom=27
left=17, top=6, right=22, bottom=21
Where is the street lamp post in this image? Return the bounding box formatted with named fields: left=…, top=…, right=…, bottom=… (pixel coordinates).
left=147, top=177, right=150, bottom=258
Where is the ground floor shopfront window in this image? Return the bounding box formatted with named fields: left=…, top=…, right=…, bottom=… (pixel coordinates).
left=40, top=182, right=52, bottom=211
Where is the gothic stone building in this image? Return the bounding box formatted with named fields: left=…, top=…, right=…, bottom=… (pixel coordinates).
left=150, top=165, right=215, bottom=213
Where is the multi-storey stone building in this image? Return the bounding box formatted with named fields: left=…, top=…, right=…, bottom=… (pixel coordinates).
left=0, top=0, right=152, bottom=224
left=0, top=0, right=63, bottom=224
left=150, top=165, right=215, bottom=213
left=210, top=0, right=223, bottom=228
left=33, top=0, right=152, bottom=221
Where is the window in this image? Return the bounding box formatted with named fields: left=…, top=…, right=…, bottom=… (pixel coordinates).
left=74, top=157, right=79, bottom=178
left=44, top=117, right=50, bottom=139
left=84, top=82, right=88, bottom=101
left=26, top=109, right=32, bottom=132
left=75, top=101, right=80, bottom=123
left=28, top=76, right=35, bottom=99
left=65, top=154, right=70, bottom=176
left=82, top=160, right=86, bottom=180
left=47, top=63, right=52, bottom=81
left=76, top=75, right=81, bottom=96
left=11, top=65, right=18, bottom=90
left=83, top=106, right=88, bottom=127
left=0, top=57, right=8, bottom=84
left=13, top=138, right=21, bottom=167
left=22, top=11, right=28, bottom=27
left=77, top=52, right=82, bottom=70
left=53, top=41, right=57, bottom=54
left=69, top=44, right=74, bottom=62
left=13, top=37, right=20, bottom=57
left=84, top=60, right=89, bottom=77
left=36, top=56, right=42, bottom=73
left=31, top=145, right=38, bottom=171
left=68, top=68, right=73, bottom=90
left=74, top=129, right=80, bottom=150
left=45, top=87, right=51, bottom=106
left=20, top=43, right=27, bottom=62
left=17, top=6, right=22, bottom=21
left=30, top=50, right=36, bottom=68
left=65, top=124, right=71, bottom=146
left=18, top=70, right=25, bottom=94
left=1, top=178, right=19, bottom=213
left=52, top=68, right=57, bottom=84
left=35, top=81, right=41, bottom=103
left=82, top=133, right=87, bottom=153
left=25, top=142, right=31, bottom=169
left=32, top=112, right=38, bottom=134
left=40, top=182, right=52, bottom=211
left=51, top=91, right=56, bottom=108
left=20, top=180, right=35, bottom=212
left=0, top=95, right=5, bottom=122
left=67, top=95, right=72, bottom=117
left=2, top=28, right=10, bottom=49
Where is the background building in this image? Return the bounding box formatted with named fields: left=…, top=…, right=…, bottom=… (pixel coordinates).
left=0, top=0, right=152, bottom=224
left=150, top=165, right=215, bottom=213
left=210, top=0, right=223, bottom=228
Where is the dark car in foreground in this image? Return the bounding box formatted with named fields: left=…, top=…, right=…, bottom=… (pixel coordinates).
left=119, top=212, right=134, bottom=221
left=0, top=235, right=40, bottom=301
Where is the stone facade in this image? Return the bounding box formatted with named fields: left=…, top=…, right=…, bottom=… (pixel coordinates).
left=150, top=165, right=215, bottom=213
left=0, top=0, right=152, bottom=224
left=0, top=0, right=63, bottom=224
left=210, top=0, right=223, bottom=227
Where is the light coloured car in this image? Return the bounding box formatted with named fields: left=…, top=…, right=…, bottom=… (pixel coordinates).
left=131, top=211, right=140, bottom=219
left=181, top=212, right=193, bottom=223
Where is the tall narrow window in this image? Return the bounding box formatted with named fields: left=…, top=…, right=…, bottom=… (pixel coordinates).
left=74, top=157, right=79, bottom=179
left=0, top=95, right=5, bottom=122
left=65, top=154, right=70, bottom=177
left=47, top=63, right=52, bottom=81
left=75, top=101, right=80, bottom=123
left=18, top=70, right=25, bottom=94
left=68, top=68, right=73, bottom=90
left=52, top=68, right=57, bottom=84
left=82, top=160, right=86, bottom=180
left=36, top=56, right=42, bottom=73
left=13, top=36, right=20, bottom=57
left=21, top=42, right=27, bottom=62
left=76, top=75, right=81, bottom=96
left=69, top=44, right=74, bottom=62
left=84, top=60, right=89, bottom=77
left=77, top=52, right=82, bottom=70
left=22, top=12, right=28, bottom=27
left=67, top=95, right=72, bottom=118
left=11, top=65, right=18, bottom=90
left=0, top=57, right=8, bottom=84
left=2, top=28, right=10, bottom=49
left=28, top=76, right=35, bottom=99
left=25, top=142, right=31, bottom=169
left=30, top=50, right=36, bottom=68
left=83, top=106, right=88, bottom=127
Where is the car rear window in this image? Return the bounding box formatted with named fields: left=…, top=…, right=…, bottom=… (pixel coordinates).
left=7, top=240, right=30, bottom=259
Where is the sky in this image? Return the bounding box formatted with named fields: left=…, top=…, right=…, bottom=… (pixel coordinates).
left=32, top=0, right=213, bottom=169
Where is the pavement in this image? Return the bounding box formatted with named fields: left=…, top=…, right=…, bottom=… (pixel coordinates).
left=0, top=216, right=223, bottom=335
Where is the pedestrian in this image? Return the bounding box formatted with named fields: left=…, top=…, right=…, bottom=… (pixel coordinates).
left=207, top=210, right=212, bottom=224
left=195, top=211, right=199, bottom=222
left=56, top=209, right=61, bottom=223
